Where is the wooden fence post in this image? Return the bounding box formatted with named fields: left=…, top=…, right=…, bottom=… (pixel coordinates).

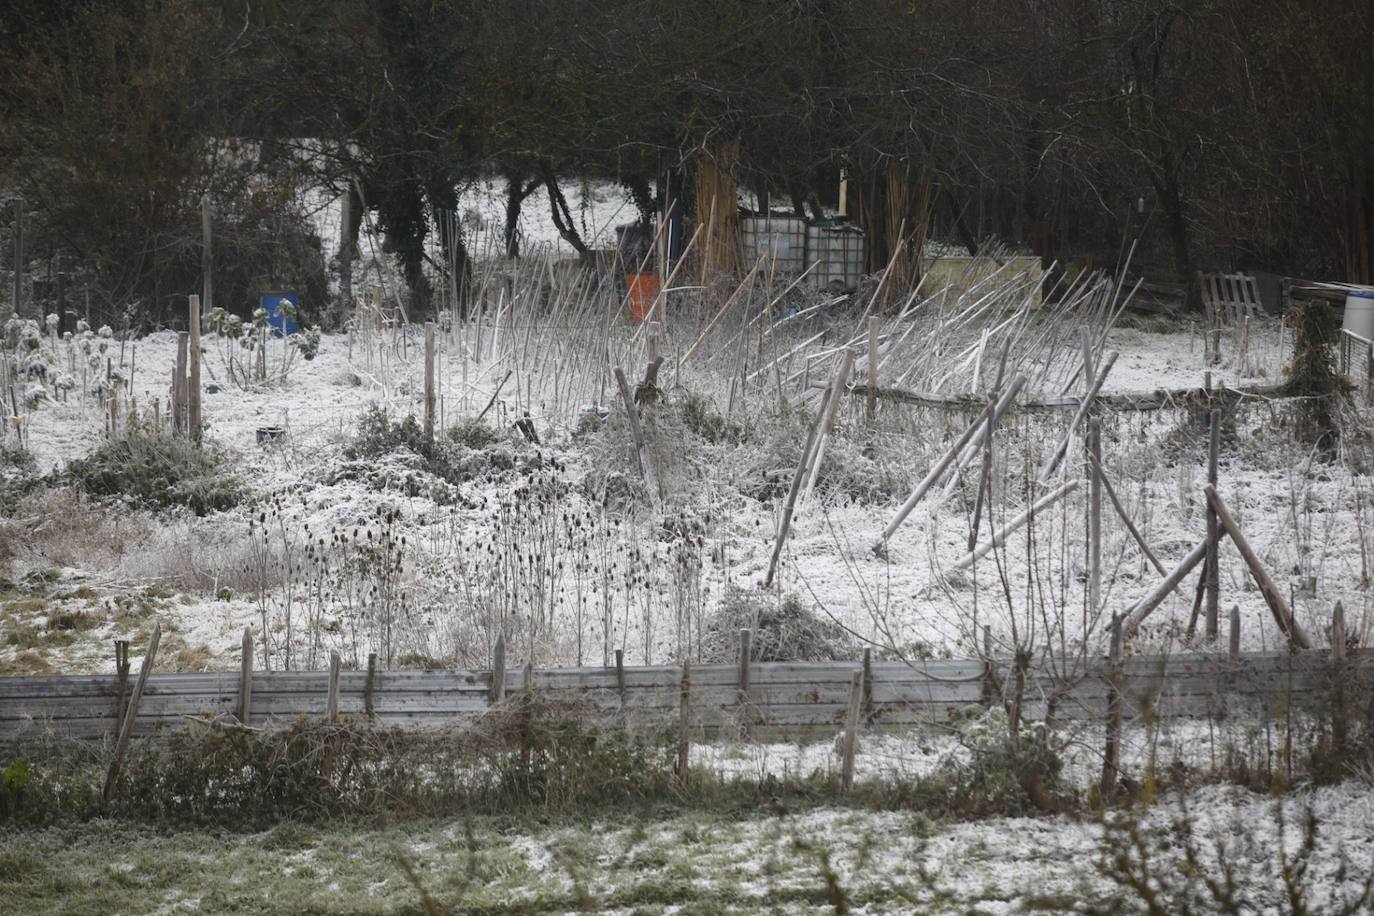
left=201, top=194, right=213, bottom=317
left=1332, top=601, right=1347, bottom=664
left=491, top=634, right=506, bottom=703
left=1228, top=605, right=1241, bottom=665
left=237, top=627, right=252, bottom=724
left=188, top=294, right=202, bottom=440
left=676, top=658, right=691, bottom=783
left=423, top=321, right=436, bottom=441
left=173, top=331, right=188, bottom=434
left=113, top=639, right=130, bottom=726
left=326, top=651, right=341, bottom=724
left=737, top=629, right=752, bottom=735
left=861, top=648, right=873, bottom=721
left=1099, top=614, right=1123, bottom=801
left=103, top=621, right=160, bottom=802
left=841, top=669, right=864, bottom=791
left=1332, top=601, right=1348, bottom=751
left=10, top=197, right=21, bottom=320
left=365, top=652, right=377, bottom=719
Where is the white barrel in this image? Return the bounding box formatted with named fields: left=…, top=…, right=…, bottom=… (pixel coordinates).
left=1343, top=289, right=1374, bottom=340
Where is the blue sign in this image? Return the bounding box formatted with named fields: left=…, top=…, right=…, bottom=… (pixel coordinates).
left=260, top=292, right=299, bottom=336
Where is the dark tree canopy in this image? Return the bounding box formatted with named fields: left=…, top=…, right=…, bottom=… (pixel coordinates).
left=1, top=0, right=1371, bottom=324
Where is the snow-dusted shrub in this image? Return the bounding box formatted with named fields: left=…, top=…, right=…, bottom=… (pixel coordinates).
left=343, top=405, right=519, bottom=491
left=64, top=430, right=243, bottom=516
left=701, top=588, right=855, bottom=663
left=741, top=411, right=905, bottom=504
left=678, top=391, right=749, bottom=445
left=1284, top=301, right=1349, bottom=454
left=921, top=706, right=1068, bottom=817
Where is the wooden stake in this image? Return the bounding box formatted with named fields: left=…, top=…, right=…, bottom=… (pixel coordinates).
left=1087, top=418, right=1102, bottom=615
left=1204, top=485, right=1313, bottom=649
left=491, top=634, right=507, bottom=702
left=188, top=294, right=202, bottom=440
left=1331, top=601, right=1346, bottom=664
left=676, top=658, right=691, bottom=782
left=841, top=669, right=863, bottom=791
left=1205, top=410, right=1220, bottom=639
left=861, top=647, right=873, bottom=721
left=737, top=628, right=752, bottom=701
left=423, top=321, right=436, bottom=440
left=113, top=639, right=130, bottom=726
left=326, top=651, right=341, bottom=724
left=866, top=316, right=879, bottom=422
left=103, top=621, right=160, bottom=802
left=1099, top=614, right=1123, bottom=799
left=1228, top=604, right=1241, bottom=664
left=11, top=197, right=22, bottom=319
left=173, top=332, right=188, bottom=434
left=201, top=194, right=213, bottom=316
left=365, top=652, right=377, bottom=718
left=237, top=627, right=253, bottom=724
left=613, top=366, right=658, bottom=499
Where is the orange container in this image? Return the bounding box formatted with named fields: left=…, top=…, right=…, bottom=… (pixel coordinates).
left=626, top=272, right=661, bottom=321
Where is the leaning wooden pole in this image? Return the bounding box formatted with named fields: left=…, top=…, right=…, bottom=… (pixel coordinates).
left=1037, top=350, right=1119, bottom=484
left=102, top=621, right=161, bottom=802
left=613, top=366, right=658, bottom=500
left=1204, top=484, right=1313, bottom=649
left=764, top=375, right=832, bottom=588
left=1123, top=539, right=1211, bottom=639
left=874, top=374, right=1027, bottom=552
left=951, top=480, right=1078, bottom=572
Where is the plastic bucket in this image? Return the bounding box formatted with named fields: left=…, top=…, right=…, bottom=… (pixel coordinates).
left=1343, top=289, right=1374, bottom=341
left=626, top=273, right=661, bottom=321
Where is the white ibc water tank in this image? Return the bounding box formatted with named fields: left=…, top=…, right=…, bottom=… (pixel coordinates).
left=1343, top=288, right=1374, bottom=340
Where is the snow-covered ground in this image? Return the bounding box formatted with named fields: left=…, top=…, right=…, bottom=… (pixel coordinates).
left=2, top=305, right=1365, bottom=683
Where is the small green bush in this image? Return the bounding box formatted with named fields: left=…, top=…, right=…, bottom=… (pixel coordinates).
left=64, top=431, right=243, bottom=515
left=679, top=392, right=749, bottom=445
left=1285, top=302, right=1351, bottom=453
left=344, top=405, right=516, bottom=490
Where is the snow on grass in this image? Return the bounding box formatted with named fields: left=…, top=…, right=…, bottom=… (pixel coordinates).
left=5, top=781, right=1371, bottom=913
